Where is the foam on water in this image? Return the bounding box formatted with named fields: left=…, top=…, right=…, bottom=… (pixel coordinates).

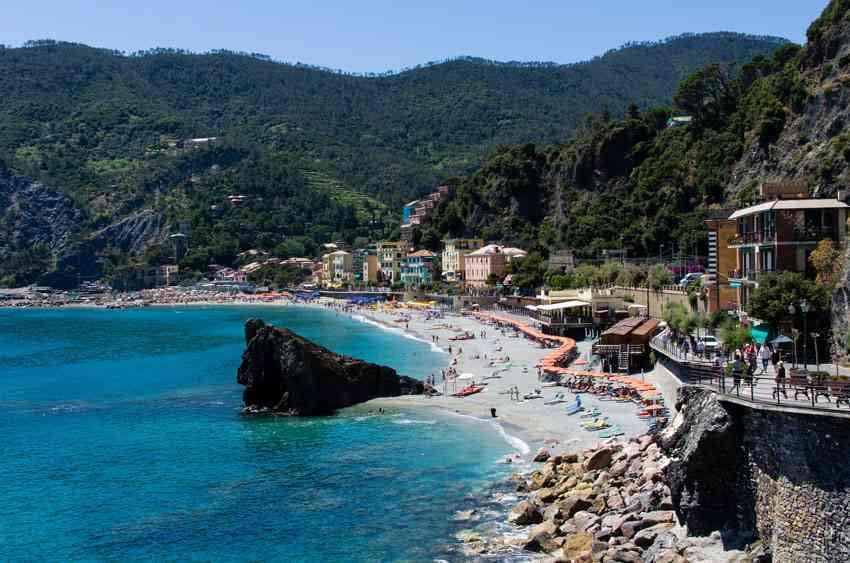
left=350, top=313, right=446, bottom=354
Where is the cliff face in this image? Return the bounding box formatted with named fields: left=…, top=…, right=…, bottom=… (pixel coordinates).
left=236, top=319, right=424, bottom=416
left=662, top=385, right=850, bottom=560
left=729, top=8, right=850, bottom=198
left=0, top=166, right=85, bottom=259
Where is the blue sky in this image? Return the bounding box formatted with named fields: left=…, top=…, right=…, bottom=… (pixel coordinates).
left=1, top=1, right=828, bottom=72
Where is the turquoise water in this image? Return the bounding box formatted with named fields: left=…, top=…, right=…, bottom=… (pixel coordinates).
left=0, top=306, right=515, bottom=562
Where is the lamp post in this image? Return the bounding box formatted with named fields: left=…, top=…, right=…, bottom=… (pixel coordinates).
left=788, top=304, right=797, bottom=369
left=811, top=332, right=821, bottom=373
left=800, top=299, right=810, bottom=373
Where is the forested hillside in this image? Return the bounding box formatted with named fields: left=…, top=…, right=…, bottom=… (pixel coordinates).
left=425, top=1, right=850, bottom=260
left=0, top=32, right=786, bottom=285
left=424, top=39, right=807, bottom=259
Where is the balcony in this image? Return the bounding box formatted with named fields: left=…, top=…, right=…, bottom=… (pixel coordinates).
left=728, top=231, right=776, bottom=246
left=792, top=226, right=839, bottom=242
left=728, top=270, right=766, bottom=283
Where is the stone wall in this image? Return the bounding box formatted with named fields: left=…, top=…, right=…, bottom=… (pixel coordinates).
left=663, top=387, right=850, bottom=562
left=730, top=400, right=850, bottom=562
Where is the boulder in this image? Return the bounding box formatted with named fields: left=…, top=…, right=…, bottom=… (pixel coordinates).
left=536, top=487, right=557, bottom=504
left=660, top=386, right=740, bottom=536
left=560, top=494, right=594, bottom=518
left=562, top=532, right=593, bottom=560
left=585, top=448, right=615, bottom=471
left=509, top=500, right=544, bottom=526
left=237, top=321, right=423, bottom=415
left=633, top=523, right=674, bottom=549
left=572, top=511, right=600, bottom=533
left=533, top=447, right=551, bottom=462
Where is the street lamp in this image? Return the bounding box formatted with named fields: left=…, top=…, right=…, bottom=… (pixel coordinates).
left=788, top=304, right=797, bottom=369
left=800, top=299, right=810, bottom=372
left=811, top=332, right=821, bottom=373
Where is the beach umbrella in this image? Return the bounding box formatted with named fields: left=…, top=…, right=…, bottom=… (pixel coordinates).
left=771, top=335, right=793, bottom=345
left=458, top=373, right=476, bottom=381
left=573, top=359, right=588, bottom=366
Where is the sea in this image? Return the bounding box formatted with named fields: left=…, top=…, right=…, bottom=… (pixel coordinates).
left=0, top=305, right=526, bottom=562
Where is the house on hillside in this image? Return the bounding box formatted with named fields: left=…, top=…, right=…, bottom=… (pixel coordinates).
left=400, top=250, right=438, bottom=287
left=464, top=244, right=508, bottom=288
left=442, top=239, right=484, bottom=282
left=727, top=182, right=848, bottom=310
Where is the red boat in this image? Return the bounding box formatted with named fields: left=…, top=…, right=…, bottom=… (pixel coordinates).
left=454, top=384, right=484, bottom=397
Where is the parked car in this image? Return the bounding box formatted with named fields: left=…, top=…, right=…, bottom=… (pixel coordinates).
left=698, top=335, right=720, bottom=352
left=678, top=272, right=703, bottom=287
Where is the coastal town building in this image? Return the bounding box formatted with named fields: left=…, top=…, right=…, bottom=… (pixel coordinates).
left=110, top=264, right=180, bottom=291
left=214, top=267, right=246, bottom=283
left=464, top=244, right=507, bottom=288
left=377, top=241, right=407, bottom=284
left=727, top=183, right=848, bottom=309
left=399, top=185, right=451, bottom=244
left=362, top=254, right=379, bottom=284
left=441, top=239, right=484, bottom=282
left=704, top=211, right=738, bottom=312
left=400, top=250, right=438, bottom=287
left=322, top=250, right=353, bottom=285
left=548, top=249, right=576, bottom=273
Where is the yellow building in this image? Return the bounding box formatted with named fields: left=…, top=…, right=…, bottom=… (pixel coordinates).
left=321, top=250, right=353, bottom=285
left=441, top=239, right=484, bottom=282
left=376, top=241, right=407, bottom=284
left=363, top=254, right=379, bottom=284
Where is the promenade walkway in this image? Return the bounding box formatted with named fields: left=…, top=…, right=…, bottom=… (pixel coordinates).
left=650, top=331, right=850, bottom=414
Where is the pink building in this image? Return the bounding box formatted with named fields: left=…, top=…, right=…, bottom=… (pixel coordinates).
left=464, top=244, right=508, bottom=288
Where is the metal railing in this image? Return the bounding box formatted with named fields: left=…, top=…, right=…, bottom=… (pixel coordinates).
left=651, top=335, right=850, bottom=414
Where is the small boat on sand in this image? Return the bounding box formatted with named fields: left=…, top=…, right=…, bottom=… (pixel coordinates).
left=454, top=384, right=485, bottom=397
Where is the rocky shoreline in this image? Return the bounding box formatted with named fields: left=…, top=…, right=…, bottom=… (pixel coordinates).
left=461, top=429, right=756, bottom=563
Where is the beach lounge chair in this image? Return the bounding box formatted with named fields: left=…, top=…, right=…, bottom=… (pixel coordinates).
left=582, top=418, right=610, bottom=431
left=579, top=407, right=602, bottom=419
left=544, top=393, right=566, bottom=405
left=599, top=426, right=624, bottom=439
left=565, top=402, right=583, bottom=415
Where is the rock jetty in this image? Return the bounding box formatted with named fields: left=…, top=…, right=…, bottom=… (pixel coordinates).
left=500, top=435, right=691, bottom=562
left=237, top=319, right=424, bottom=415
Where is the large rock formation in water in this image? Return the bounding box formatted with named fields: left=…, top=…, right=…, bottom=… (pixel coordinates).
left=237, top=319, right=424, bottom=415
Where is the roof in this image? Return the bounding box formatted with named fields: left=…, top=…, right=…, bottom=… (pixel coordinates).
left=536, top=300, right=591, bottom=312
left=729, top=198, right=848, bottom=219
left=602, top=317, right=644, bottom=337
left=630, top=318, right=660, bottom=337
left=502, top=247, right=528, bottom=257
left=468, top=244, right=503, bottom=256
left=408, top=250, right=436, bottom=258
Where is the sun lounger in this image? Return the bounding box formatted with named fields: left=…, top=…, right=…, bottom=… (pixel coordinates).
left=599, top=426, right=624, bottom=439
left=582, top=419, right=610, bottom=431
left=579, top=408, right=602, bottom=419
left=565, top=403, right=583, bottom=415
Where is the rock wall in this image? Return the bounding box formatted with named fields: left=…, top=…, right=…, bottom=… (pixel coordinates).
left=0, top=166, right=85, bottom=258
left=663, top=386, right=850, bottom=562
left=831, top=242, right=850, bottom=362
left=237, top=319, right=424, bottom=416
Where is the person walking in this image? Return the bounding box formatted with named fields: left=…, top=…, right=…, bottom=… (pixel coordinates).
left=773, top=361, right=788, bottom=400
left=759, top=344, right=771, bottom=374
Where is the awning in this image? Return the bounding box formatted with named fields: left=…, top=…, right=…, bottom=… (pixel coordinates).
left=536, top=300, right=591, bottom=312
left=751, top=324, right=771, bottom=345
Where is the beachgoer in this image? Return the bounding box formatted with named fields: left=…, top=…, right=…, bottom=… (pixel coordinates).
left=773, top=361, right=787, bottom=399
left=759, top=345, right=771, bottom=373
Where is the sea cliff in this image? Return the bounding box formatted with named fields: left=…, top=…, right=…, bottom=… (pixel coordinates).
left=237, top=318, right=424, bottom=415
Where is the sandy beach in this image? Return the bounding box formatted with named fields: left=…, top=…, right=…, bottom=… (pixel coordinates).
left=323, top=302, right=671, bottom=456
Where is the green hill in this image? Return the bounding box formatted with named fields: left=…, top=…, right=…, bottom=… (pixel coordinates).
left=0, top=32, right=787, bottom=283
